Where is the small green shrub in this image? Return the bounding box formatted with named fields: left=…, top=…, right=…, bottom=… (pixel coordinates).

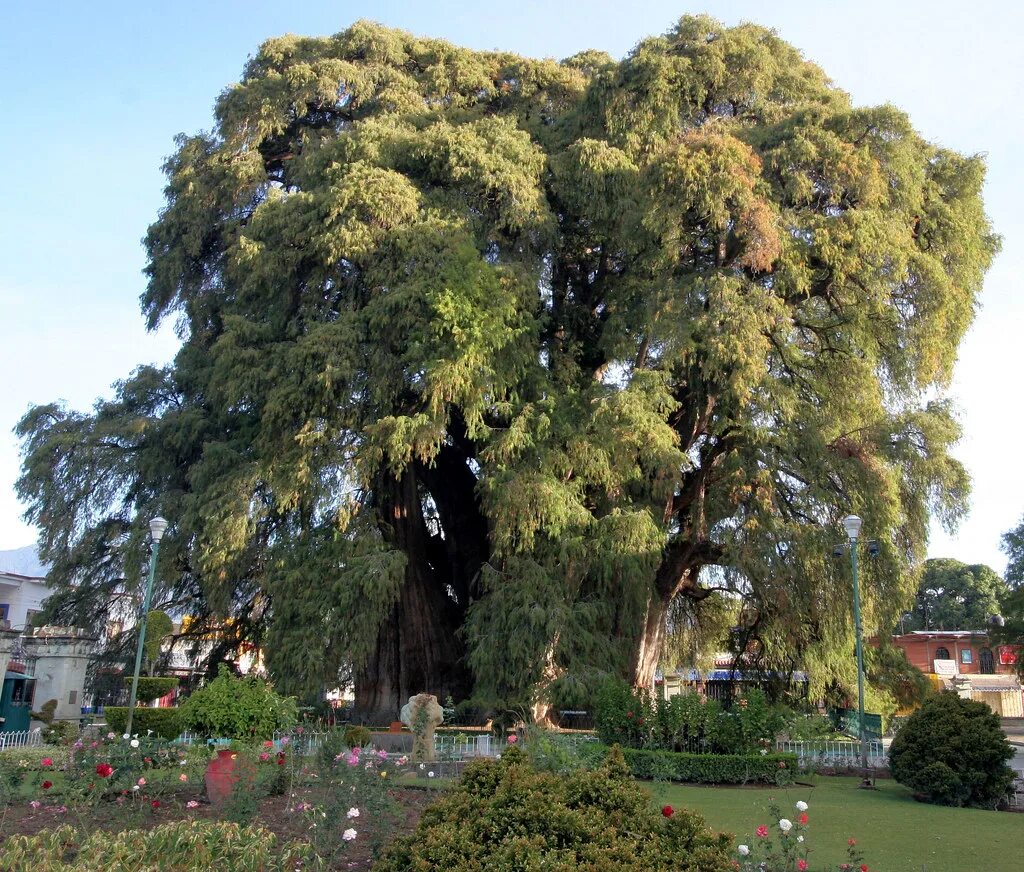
left=122, top=676, right=179, bottom=704
left=0, top=821, right=317, bottom=871
left=889, top=691, right=1015, bottom=807
left=578, top=742, right=796, bottom=785
left=594, top=678, right=654, bottom=747
left=179, top=665, right=298, bottom=740
left=343, top=724, right=373, bottom=748
left=374, top=745, right=734, bottom=872
left=595, top=679, right=782, bottom=754
left=104, top=706, right=183, bottom=740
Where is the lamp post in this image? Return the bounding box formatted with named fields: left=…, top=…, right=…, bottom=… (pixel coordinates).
left=842, top=514, right=873, bottom=789
left=124, top=517, right=168, bottom=737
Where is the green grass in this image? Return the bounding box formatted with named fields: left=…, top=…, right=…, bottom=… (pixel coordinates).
left=647, top=776, right=1024, bottom=872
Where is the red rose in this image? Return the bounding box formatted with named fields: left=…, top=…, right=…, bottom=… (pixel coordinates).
left=661, top=805, right=674, bottom=817
left=860, top=866, right=868, bottom=872
left=799, top=812, right=808, bottom=824
left=277, top=758, right=285, bottom=766
left=756, top=825, right=769, bottom=838
left=42, top=780, right=52, bottom=790
left=41, top=757, right=53, bottom=767
left=798, top=861, right=808, bottom=871
left=96, top=763, right=114, bottom=778
left=626, top=711, right=633, bottom=718
left=848, top=838, right=857, bottom=846
left=151, top=799, right=161, bottom=809
left=638, top=718, right=645, bottom=725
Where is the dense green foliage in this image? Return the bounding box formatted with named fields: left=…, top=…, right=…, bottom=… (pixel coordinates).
left=342, top=724, right=373, bottom=748
left=863, top=642, right=930, bottom=712
left=143, top=610, right=175, bottom=673
left=595, top=680, right=781, bottom=753
left=104, top=705, right=183, bottom=740
left=16, top=16, right=997, bottom=716
left=888, top=692, right=1014, bottom=808
left=374, top=745, right=734, bottom=871
left=0, top=821, right=316, bottom=872
left=123, top=676, right=179, bottom=704
left=179, top=667, right=297, bottom=739
left=901, top=558, right=1007, bottom=631
left=578, top=742, right=796, bottom=785
left=1002, top=514, right=1024, bottom=589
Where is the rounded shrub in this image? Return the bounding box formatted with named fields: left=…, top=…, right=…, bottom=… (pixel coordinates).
left=373, top=745, right=734, bottom=871
left=889, top=691, right=1015, bottom=807
left=179, top=665, right=297, bottom=740
left=343, top=724, right=373, bottom=748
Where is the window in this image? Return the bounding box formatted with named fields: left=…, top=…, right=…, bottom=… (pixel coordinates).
left=68, top=690, right=77, bottom=705
left=935, top=646, right=950, bottom=660
left=0, top=604, right=9, bottom=621
left=960, top=649, right=973, bottom=664
left=980, top=648, right=995, bottom=674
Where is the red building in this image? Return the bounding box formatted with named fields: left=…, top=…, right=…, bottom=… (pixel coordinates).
left=892, top=630, right=1022, bottom=717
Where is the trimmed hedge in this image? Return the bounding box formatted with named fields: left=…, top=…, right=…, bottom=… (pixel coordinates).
left=104, top=706, right=183, bottom=740
left=578, top=742, right=797, bottom=785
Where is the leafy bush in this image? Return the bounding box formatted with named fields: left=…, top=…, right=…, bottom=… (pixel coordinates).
left=0, top=821, right=316, bottom=871
left=343, top=724, right=373, bottom=748
left=374, top=745, right=734, bottom=871
left=122, top=676, right=179, bottom=704
left=594, top=680, right=782, bottom=754
left=104, top=706, right=183, bottom=740
left=594, top=678, right=654, bottom=747
left=179, top=666, right=298, bottom=740
left=578, top=743, right=797, bottom=785
left=523, top=727, right=593, bottom=774
left=889, top=691, right=1015, bottom=807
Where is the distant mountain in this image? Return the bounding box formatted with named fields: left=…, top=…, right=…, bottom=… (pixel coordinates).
left=0, top=545, right=48, bottom=577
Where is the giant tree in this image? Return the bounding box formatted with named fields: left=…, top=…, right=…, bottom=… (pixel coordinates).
left=18, top=17, right=996, bottom=720
left=901, top=558, right=1007, bottom=632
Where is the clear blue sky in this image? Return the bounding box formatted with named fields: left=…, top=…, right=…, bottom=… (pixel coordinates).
left=1, top=1, right=1021, bottom=572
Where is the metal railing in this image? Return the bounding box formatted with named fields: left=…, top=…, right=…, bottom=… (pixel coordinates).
left=777, top=739, right=887, bottom=769
left=0, top=729, right=44, bottom=751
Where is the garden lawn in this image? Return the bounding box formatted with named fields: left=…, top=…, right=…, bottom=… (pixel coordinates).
left=648, top=776, right=1024, bottom=872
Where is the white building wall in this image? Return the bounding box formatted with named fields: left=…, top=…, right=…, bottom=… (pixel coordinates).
left=0, top=573, right=49, bottom=631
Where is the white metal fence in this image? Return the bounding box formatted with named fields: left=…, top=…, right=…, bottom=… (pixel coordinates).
left=777, top=739, right=887, bottom=769
left=0, top=729, right=44, bottom=751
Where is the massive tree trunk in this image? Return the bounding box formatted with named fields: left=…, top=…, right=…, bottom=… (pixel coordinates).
left=631, top=552, right=711, bottom=690
left=632, top=593, right=670, bottom=691
left=354, top=465, right=475, bottom=722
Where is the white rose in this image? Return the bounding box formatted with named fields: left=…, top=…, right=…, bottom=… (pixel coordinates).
left=130, top=739, right=140, bottom=748
left=347, top=807, right=360, bottom=818
left=795, top=801, right=808, bottom=812
left=342, top=828, right=357, bottom=841
left=779, top=818, right=792, bottom=833
left=738, top=845, right=750, bottom=856
left=428, top=771, right=435, bottom=778
left=797, top=835, right=804, bottom=843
